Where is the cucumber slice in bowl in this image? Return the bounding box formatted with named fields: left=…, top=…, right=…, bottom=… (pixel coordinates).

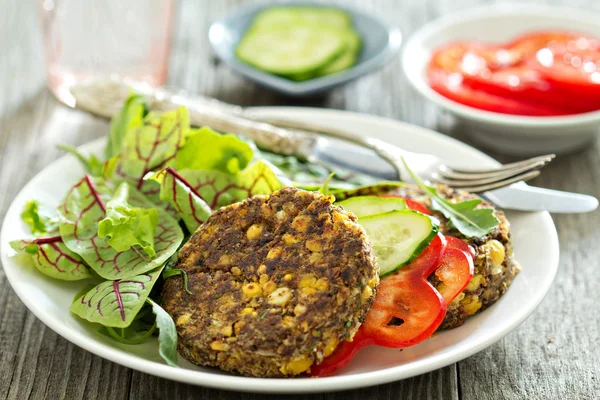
left=359, top=210, right=439, bottom=277
left=236, top=25, right=346, bottom=75
left=337, top=195, right=407, bottom=218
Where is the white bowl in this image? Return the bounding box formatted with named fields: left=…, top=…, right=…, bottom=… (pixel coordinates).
left=402, top=4, right=600, bottom=156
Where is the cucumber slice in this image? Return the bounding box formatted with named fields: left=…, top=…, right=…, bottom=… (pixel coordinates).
left=236, top=26, right=346, bottom=75
left=337, top=196, right=407, bottom=218
left=318, top=30, right=362, bottom=76
left=359, top=210, right=439, bottom=276
left=252, top=7, right=352, bottom=30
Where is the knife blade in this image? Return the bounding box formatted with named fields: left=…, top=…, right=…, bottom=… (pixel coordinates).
left=68, top=79, right=598, bottom=213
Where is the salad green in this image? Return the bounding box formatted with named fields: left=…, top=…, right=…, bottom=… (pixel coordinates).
left=9, top=93, right=499, bottom=367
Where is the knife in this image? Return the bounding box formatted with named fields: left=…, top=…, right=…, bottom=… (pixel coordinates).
left=68, top=79, right=598, bottom=213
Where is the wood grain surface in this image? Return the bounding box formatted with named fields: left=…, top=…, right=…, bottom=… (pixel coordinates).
left=1, top=0, right=599, bottom=399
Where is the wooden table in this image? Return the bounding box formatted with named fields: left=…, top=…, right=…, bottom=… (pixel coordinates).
left=1, top=0, right=598, bottom=399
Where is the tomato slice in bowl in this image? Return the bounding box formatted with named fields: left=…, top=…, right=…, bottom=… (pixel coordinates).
left=428, top=68, right=566, bottom=116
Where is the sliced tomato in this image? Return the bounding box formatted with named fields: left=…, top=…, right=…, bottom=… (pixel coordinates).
left=429, top=68, right=566, bottom=116
left=310, top=235, right=447, bottom=377
left=506, top=31, right=593, bottom=61
left=532, top=48, right=600, bottom=97
left=463, top=66, right=600, bottom=114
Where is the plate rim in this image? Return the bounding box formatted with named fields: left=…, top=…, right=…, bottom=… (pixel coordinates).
left=0, top=107, right=559, bottom=394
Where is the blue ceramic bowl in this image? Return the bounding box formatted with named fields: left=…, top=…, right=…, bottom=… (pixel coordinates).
left=209, top=1, right=402, bottom=96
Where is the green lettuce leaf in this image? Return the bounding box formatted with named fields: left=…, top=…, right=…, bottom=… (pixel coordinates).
left=70, top=267, right=162, bottom=327
left=98, top=182, right=159, bottom=257
left=176, top=127, right=254, bottom=174
left=402, top=158, right=499, bottom=238
left=59, top=176, right=184, bottom=280
left=148, top=167, right=212, bottom=232
left=58, top=144, right=104, bottom=177
left=178, top=160, right=283, bottom=209
left=20, top=200, right=58, bottom=234
left=148, top=299, right=178, bottom=367
left=10, top=235, right=93, bottom=281
left=112, top=106, right=190, bottom=203
left=106, top=93, right=147, bottom=159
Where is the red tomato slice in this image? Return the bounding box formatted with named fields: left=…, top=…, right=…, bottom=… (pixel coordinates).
left=532, top=48, right=600, bottom=96
left=506, top=31, right=594, bottom=61
left=309, top=235, right=447, bottom=377
left=429, top=68, right=566, bottom=116
left=463, top=66, right=600, bottom=113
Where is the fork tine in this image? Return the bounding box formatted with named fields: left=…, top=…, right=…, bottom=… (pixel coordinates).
left=450, top=170, right=541, bottom=193
left=440, top=154, right=555, bottom=175
left=436, top=158, right=550, bottom=181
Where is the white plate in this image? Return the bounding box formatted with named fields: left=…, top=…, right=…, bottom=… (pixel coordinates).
left=402, top=4, right=600, bottom=155
left=0, top=107, right=559, bottom=394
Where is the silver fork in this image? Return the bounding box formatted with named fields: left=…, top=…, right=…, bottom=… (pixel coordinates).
left=70, top=80, right=552, bottom=193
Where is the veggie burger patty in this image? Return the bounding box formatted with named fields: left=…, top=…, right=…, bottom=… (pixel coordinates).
left=162, top=187, right=379, bottom=377
left=388, top=184, right=520, bottom=330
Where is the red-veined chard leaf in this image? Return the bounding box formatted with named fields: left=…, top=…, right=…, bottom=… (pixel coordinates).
left=148, top=298, right=178, bottom=367
left=106, top=93, right=147, bottom=159
left=112, top=106, right=190, bottom=203
left=20, top=200, right=58, bottom=234
left=175, top=126, right=254, bottom=174
left=59, top=175, right=183, bottom=280
left=98, top=182, right=159, bottom=257
left=58, top=144, right=104, bottom=177
left=70, top=267, right=161, bottom=327
left=178, top=160, right=284, bottom=209
left=148, top=167, right=212, bottom=232
left=10, top=235, right=93, bottom=281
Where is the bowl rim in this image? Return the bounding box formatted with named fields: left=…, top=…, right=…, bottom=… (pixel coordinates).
left=402, top=3, right=600, bottom=130
left=208, top=0, right=402, bottom=95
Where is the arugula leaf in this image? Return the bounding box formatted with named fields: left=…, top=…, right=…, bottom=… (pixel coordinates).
left=98, top=182, right=159, bottom=257
left=20, top=200, right=58, bottom=234
left=402, top=158, right=499, bottom=238
left=148, top=299, right=178, bottom=367
left=112, top=106, right=190, bottom=203
left=178, top=160, right=283, bottom=209
left=10, top=235, right=94, bottom=281
left=58, top=144, right=104, bottom=177
left=176, top=127, right=254, bottom=174
left=326, top=182, right=405, bottom=201
left=147, top=167, right=212, bottom=232
left=106, top=93, right=147, bottom=159
left=318, top=173, right=336, bottom=196
left=70, top=268, right=162, bottom=327
left=59, top=176, right=183, bottom=280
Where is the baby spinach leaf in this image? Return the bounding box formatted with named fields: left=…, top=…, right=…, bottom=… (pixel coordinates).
left=178, top=160, right=283, bottom=209
left=176, top=127, right=254, bottom=174
left=70, top=267, right=162, bottom=327
left=148, top=298, right=178, bottom=367
left=327, top=182, right=405, bottom=201
left=148, top=167, right=212, bottom=232
left=10, top=235, right=94, bottom=281
left=106, top=93, right=147, bottom=159
left=112, top=107, right=190, bottom=203
left=59, top=176, right=183, bottom=280
left=58, top=144, right=104, bottom=177
left=98, top=183, right=159, bottom=257
left=402, top=158, right=499, bottom=238
left=20, top=200, right=58, bottom=234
